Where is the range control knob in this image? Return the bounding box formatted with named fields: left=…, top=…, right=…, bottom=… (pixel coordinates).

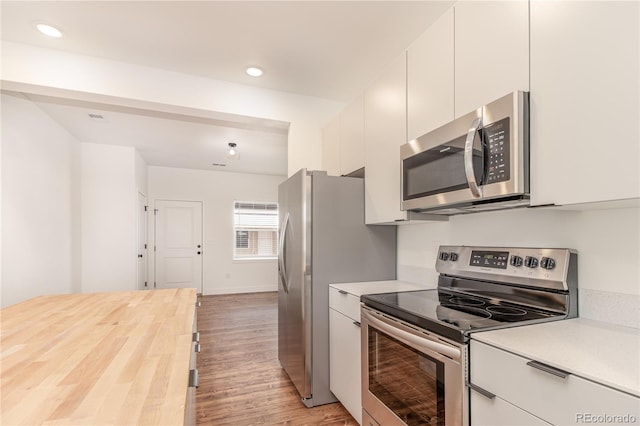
left=510, top=255, right=523, bottom=267
left=524, top=256, right=539, bottom=268
left=540, top=257, right=556, bottom=270
left=449, top=252, right=459, bottom=261
left=439, top=252, right=450, bottom=261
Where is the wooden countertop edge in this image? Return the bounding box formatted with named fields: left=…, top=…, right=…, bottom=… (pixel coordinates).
left=0, top=288, right=197, bottom=425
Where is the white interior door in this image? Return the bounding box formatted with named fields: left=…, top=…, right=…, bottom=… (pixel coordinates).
left=137, top=192, right=148, bottom=290
left=154, top=200, right=203, bottom=292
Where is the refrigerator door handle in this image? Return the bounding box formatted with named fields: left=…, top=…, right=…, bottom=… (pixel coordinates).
left=278, top=212, right=290, bottom=293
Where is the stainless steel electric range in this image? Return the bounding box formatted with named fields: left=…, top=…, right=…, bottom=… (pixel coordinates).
left=360, top=245, right=578, bottom=426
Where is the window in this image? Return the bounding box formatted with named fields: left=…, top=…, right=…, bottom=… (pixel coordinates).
left=233, top=202, right=278, bottom=259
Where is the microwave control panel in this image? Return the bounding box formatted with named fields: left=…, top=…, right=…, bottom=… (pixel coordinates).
left=484, top=117, right=510, bottom=184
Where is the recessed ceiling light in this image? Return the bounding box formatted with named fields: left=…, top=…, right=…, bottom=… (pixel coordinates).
left=36, top=23, right=63, bottom=38
left=246, top=67, right=263, bottom=77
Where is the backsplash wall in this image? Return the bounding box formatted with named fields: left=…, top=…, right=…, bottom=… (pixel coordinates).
left=397, top=206, right=640, bottom=329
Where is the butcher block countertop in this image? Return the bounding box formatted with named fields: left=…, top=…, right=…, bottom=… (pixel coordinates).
left=0, top=288, right=197, bottom=425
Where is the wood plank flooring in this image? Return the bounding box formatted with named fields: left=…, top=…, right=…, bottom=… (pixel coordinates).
left=195, top=292, right=358, bottom=425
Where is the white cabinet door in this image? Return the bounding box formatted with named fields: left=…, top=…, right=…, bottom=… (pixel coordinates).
left=407, top=7, right=454, bottom=141
left=530, top=1, right=639, bottom=206
left=322, top=115, right=341, bottom=176
left=340, top=94, right=365, bottom=175
left=454, top=1, right=529, bottom=117
left=329, top=308, right=362, bottom=425
left=364, top=52, right=407, bottom=224
left=470, top=340, right=640, bottom=425
left=470, top=390, right=551, bottom=426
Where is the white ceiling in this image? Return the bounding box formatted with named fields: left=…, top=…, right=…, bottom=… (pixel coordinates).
left=1, top=1, right=452, bottom=175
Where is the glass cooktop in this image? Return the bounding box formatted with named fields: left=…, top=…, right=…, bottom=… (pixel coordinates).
left=361, top=289, right=562, bottom=343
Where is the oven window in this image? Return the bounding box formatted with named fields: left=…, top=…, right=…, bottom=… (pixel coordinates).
left=368, top=327, right=445, bottom=426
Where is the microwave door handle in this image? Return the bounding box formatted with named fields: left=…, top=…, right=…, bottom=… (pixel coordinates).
left=464, top=117, right=483, bottom=198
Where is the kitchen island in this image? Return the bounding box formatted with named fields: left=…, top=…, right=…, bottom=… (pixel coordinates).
left=0, top=288, right=197, bottom=425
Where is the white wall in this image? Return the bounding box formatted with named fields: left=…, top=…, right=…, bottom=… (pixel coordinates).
left=397, top=206, right=640, bottom=328
left=149, top=166, right=285, bottom=295
left=1, top=41, right=345, bottom=176
left=135, top=150, right=148, bottom=197
left=81, top=143, right=137, bottom=293
left=1, top=92, right=81, bottom=307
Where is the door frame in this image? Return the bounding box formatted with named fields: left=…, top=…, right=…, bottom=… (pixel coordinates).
left=137, top=191, right=149, bottom=290
left=152, top=199, right=204, bottom=294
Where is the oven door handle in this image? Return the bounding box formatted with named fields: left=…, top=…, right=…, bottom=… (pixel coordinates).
left=363, top=309, right=460, bottom=361
left=464, top=116, right=483, bottom=198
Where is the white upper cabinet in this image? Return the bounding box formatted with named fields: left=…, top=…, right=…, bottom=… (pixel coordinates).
left=530, top=1, right=639, bottom=206
left=454, top=1, right=529, bottom=117
left=321, top=94, right=365, bottom=177
left=407, top=8, right=455, bottom=141
left=364, top=52, right=407, bottom=224
left=339, top=94, right=365, bottom=176
left=321, top=115, right=341, bottom=176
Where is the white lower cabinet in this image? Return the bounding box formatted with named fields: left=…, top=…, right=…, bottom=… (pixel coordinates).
left=470, top=340, right=639, bottom=425
left=185, top=304, right=199, bottom=426
left=470, top=389, right=550, bottom=426
left=329, top=287, right=363, bottom=424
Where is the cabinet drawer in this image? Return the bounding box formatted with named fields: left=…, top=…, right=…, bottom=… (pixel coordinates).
left=470, top=389, right=550, bottom=426
left=470, top=341, right=640, bottom=425
left=329, top=287, right=361, bottom=320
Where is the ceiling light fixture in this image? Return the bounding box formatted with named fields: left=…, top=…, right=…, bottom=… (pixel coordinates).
left=227, top=142, right=239, bottom=160
left=246, top=67, right=263, bottom=77
left=36, top=23, right=63, bottom=38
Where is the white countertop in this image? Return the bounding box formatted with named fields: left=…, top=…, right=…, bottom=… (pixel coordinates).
left=329, top=280, right=432, bottom=297
left=472, top=318, right=640, bottom=397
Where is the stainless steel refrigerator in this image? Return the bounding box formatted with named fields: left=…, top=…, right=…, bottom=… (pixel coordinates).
left=277, top=169, right=396, bottom=407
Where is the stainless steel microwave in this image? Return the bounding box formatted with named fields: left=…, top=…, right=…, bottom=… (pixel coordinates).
left=401, top=91, right=529, bottom=215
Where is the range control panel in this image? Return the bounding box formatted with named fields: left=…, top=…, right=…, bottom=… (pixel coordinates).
left=469, top=250, right=509, bottom=269
left=436, top=246, right=575, bottom=291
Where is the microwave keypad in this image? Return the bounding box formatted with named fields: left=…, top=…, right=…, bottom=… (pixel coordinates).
left=485, top=118, right=510, bottom=184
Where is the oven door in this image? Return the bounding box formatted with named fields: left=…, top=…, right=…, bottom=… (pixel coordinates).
left=361, top=307, right=466, bottom=426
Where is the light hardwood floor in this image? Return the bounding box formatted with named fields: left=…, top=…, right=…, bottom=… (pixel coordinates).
left=195, top=292, right=359, bottom=425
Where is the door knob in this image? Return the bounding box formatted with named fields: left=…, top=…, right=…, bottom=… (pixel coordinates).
left=197, top=251, right=201, bottom=255
left=138, top=254, right=143, bottom=258
left=197, top=244, right=201, bottom=248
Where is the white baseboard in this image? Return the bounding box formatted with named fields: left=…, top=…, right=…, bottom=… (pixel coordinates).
left=203, top=285, right=277, bottom=296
